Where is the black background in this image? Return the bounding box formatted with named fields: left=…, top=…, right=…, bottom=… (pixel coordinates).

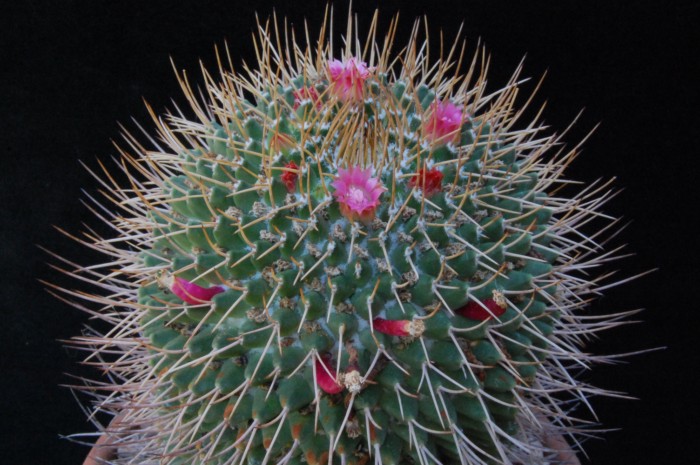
left=2, top=1, right=698, bottom=464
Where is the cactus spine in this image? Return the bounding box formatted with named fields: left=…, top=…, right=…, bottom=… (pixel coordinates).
left=55, top=9, right=637, bottom=465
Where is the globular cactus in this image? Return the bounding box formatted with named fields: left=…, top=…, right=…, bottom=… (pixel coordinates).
left=55, top=9, right=639, bottom=465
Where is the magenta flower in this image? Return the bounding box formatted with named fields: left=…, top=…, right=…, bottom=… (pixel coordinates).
left=423, top=100, right=465, bottom=143
left=331, top=166, right=386, bottom=224
left=328, top=57, right=371, bottom=102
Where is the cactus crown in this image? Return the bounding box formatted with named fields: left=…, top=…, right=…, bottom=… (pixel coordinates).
left=55, top=7, right=633, bottom=465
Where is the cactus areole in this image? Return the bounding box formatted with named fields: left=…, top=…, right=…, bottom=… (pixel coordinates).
left=56, top=9, right=638, bottom=465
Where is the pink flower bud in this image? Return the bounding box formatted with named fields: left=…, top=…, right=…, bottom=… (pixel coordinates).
left=315, top=354, right=344, bottom=394
left=170, top=277, right=226, bottom=304
left=372, top=318, right=425, bottom=337
left=269, top=132, right=295, bottom=153
left=424, top=100, right=465, bottom=143
left=293, top=86, right=321, bottom=110
left=328, top=57, right=371, bottom=102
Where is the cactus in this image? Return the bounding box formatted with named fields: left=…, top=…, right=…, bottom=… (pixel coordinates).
left=54, top=9, right=640, bottom=465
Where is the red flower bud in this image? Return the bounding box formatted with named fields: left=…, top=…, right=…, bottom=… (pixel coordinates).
left=456, top=298, right=506, bottom=321
left=408, top=168, right=443, bottom=197
left=280, top=162, right=299, bottom=192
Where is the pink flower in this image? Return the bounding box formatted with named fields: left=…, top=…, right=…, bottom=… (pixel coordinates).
left=170, top=277, right=227, bottom=304
left=328, top=57, right=371, bottom=102
left=331, top=166, right=386, bottom=223
left=408, top=167, right=444, bottom=197
left=423, top=100, right=464, bottom=143
left=293, top=86, right=321, bottom=110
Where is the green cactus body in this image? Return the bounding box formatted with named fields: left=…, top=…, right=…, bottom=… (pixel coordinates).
left=58, top=10, right=634, bottom=465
